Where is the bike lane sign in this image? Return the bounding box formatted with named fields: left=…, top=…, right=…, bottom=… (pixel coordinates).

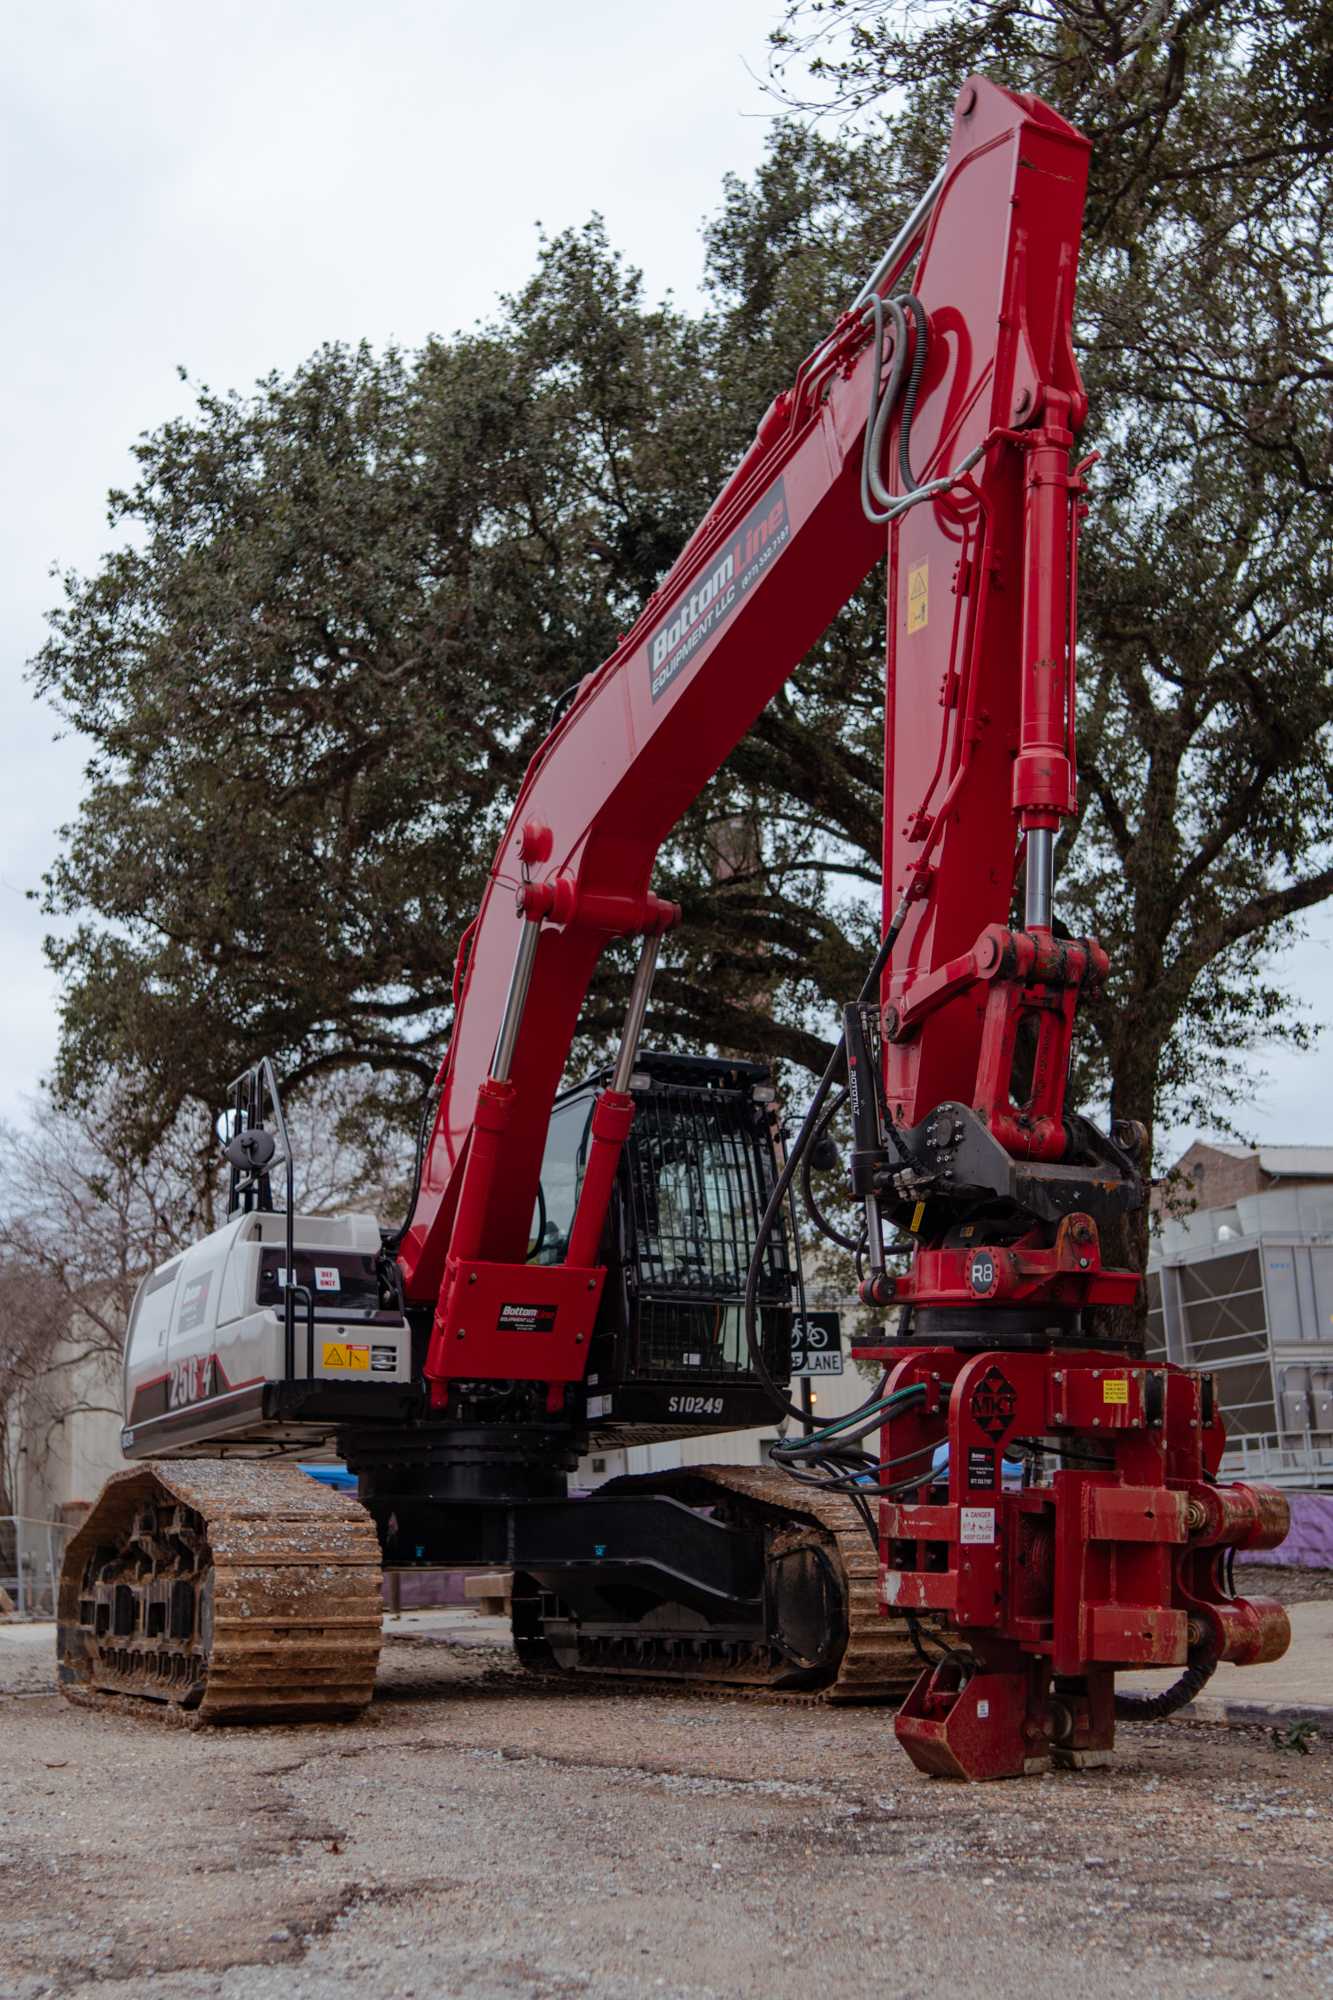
left=791, top=1311, right=844, bottom=1377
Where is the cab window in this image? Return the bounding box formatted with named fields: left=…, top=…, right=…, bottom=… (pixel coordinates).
left=256, top=1250, right=382, bottom=1310
left=532, top=1096, right=594, bottom=1264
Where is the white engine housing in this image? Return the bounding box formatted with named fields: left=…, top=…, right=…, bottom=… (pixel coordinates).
left=121, top=1210, right=411, bottom=1457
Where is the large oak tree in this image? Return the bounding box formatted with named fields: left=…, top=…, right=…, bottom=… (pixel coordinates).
left=33, top=0, right=1333, bottom=1227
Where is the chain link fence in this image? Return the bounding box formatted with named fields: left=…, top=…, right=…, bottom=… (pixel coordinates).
left=0, top=1515, right=68, bottom=1618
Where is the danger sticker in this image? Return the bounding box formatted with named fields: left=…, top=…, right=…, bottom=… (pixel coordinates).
left=907, top=560, right=929, bottom=633
left=1103, top=1378, right=1129, bottom=1404
left=959, top=1506, right=996, bottom=1546
left=322, top=1342, right=369, bottom=1372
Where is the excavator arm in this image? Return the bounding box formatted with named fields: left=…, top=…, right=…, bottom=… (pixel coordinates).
left=398, top=77, right=1097, bottom=1406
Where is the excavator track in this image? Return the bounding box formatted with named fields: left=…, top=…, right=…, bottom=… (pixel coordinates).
left=516, top=1463, right=926, bottom=1703
left=57, top=1460, right=383, bottom=1724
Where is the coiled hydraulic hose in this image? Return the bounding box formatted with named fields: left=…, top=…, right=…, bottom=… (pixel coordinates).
left=860, top=292, right=930, bottom=523
left=859, top=291, right=995, bottom=530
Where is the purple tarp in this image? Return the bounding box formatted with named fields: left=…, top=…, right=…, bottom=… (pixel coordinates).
left=1242, top=1490, right=1333, bottom=1569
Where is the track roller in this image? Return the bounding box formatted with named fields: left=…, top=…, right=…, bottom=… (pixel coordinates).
left=513, top=1464, right=925, bottom=1702
left=58, top=1460, right=383, bottom=1723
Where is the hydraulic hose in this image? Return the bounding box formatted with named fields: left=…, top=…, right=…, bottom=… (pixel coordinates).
left=770, top=1382, right=923, bottom=1461
left=382, top=1084, right=438, bottom=1255
left=860, top=291, right=930, bottom=524
left=896, top=293, right=929, bottom=493
left=742, top=891, right=914, bottom=1427
left=800, top=1086, right=863, bottom=1252
left=859, top=290, right=994, bottom=530
left=1113, top=1644, right=1218, bottom=1722
left=860, top=295, right=911, bottom=523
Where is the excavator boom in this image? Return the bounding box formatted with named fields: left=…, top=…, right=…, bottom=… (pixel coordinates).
left=398, top=79, right=1093, bottom=1397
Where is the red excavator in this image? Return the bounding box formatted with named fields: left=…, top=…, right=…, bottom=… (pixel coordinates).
left=60, top=76, right=1290, bottom=1779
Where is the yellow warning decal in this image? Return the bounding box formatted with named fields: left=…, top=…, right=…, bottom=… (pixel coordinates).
left=910, top=1200, right=926, bottom=1234
left=1103, top=1378, right=1129, bottom=1404
left=907, top=561, right=929, bottom=633
left=322, top=1342, right=370, bottom=1372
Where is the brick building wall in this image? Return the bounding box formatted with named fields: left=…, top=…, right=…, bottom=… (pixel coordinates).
left=1157, top=1142, right=1263, bottom=1216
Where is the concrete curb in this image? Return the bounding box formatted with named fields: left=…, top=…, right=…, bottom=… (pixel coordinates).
left=1165, top=1694, right=1332, bottom=1731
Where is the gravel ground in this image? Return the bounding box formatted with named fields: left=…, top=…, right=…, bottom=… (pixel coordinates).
left=2, top=1621, right=1332, bottom=2000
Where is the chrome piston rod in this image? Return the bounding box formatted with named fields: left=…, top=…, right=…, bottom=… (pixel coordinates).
left=850, top=167, right=945, bottom=312
left=1025, top=827, right=1055, bottom=931
left=491, top=914, right=543, bottom=1084
left=611, top=932, right=662, bottom=1092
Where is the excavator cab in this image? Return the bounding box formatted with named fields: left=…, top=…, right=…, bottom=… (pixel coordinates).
left=535, top=1053, right=798, bottom=1443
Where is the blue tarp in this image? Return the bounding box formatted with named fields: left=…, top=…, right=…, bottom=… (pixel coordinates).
left=299, top=1463, right=358, bottom=1492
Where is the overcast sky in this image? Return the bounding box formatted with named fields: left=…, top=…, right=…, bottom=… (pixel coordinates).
left=2, top=0, right=1329, bottom=1153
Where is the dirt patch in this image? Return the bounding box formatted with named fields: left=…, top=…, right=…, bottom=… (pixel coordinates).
left=3, top=1622, right=1332, bottom=2000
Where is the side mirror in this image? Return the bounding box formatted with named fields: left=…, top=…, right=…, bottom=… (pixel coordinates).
left=215, top=1108, right=239, bottom=1145
left=223, top=1128, right=277, bottom=1171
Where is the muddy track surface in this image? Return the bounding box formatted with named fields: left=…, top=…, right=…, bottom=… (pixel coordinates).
left=3, top=1619, right=1332, bottom=2000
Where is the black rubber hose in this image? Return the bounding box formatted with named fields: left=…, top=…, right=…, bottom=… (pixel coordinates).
left=897, top=293, right=930, bottom=493
left=859, top=291, right=929, bottom=523
left=382, top=1085, right=437, bottom=1255
left=800, top=1086, right=863, bottom=1251
left=743, top=895, right=913, bottom=1427
left=548, top=678, right=583, bottom=733
left=1113, top=1644, right=1217, bottom=1722
left=860, top=295, right=909, bottom=522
